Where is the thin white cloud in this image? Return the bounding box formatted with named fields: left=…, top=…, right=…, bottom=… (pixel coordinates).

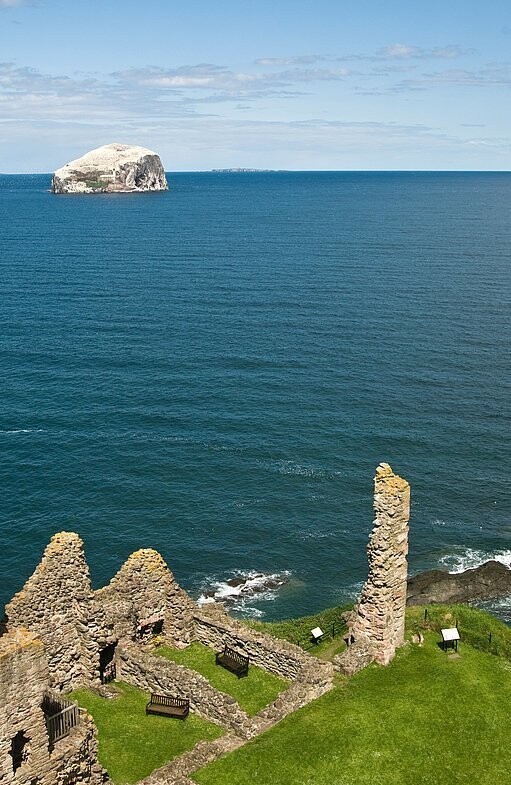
left=0, top=62, right=200, bottom=124
left=2, top=53, right=508, bottom=129
left=380, top=44, right=422, bottom=59
left=335, top=43, right=474, bottom=63
left=377, top=43, right=471, bottom=60
left=390, top=64, right=511, bottom=92
left=257, top=45, right=471, bottom=67
left=2, top=104, right=510, bottom=173
left=0, top=0, right=27, bottom=6
left=117, top=64, right=351, bottom=93
left=255, top=56, right=322, bottom=66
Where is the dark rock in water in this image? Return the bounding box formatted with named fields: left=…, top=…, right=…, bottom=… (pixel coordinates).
left=226, top=577, right=248, bottom=588
left=199, top=571, right=289, bottom=607
left=263, top=577, right=286, bottom=590
left=407, top=560, right=511, bottom=606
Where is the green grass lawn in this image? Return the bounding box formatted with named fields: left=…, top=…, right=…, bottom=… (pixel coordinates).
left=193, top=633, right=511, bottom=785
left=155, top=643, right=288, bottom=715
left=407, top=603, right=511, bottom=659
left=71, top=682, right=222, bottom=785
left=246, top=604, right=349, bottom=656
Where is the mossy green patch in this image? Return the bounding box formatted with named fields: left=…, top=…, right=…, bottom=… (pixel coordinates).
left=155, top=642, right=288, bottom=715
left=71, top=681, right=222, bottom=785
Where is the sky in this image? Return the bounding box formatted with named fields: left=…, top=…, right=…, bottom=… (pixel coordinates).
left=0, top=0, right=510, bottom=171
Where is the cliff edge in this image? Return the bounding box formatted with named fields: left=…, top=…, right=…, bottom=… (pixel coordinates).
left=51, top=142, right=168, bottom=194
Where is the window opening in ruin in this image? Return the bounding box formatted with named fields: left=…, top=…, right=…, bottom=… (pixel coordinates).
left=9, top=730, right=30, bottom=772
left=135, top=615, right=164, bottom=641
left=100, top=641, right=118, bottom=684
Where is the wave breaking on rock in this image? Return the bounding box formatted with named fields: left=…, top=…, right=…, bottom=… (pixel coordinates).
left=197, top=570, right=291, bottom=615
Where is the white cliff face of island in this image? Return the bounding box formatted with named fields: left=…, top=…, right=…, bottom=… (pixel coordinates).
left=51, top=142, right=168, bottom=194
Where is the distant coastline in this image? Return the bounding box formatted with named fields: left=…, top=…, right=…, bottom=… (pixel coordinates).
left=210, top=168, right=287, bottom=173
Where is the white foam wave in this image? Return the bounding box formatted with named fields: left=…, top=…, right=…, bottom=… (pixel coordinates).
left=129, top=433, right=243, bottom=453
left=298, top=530, right=342, bottom=540
left=476, top=596, right=511, bottom=624
left=261, top=459, right=343, bottom=480
left=233, top=498, right=263, bottom=509
left=236, top=606, right=265, bottom=619
left=0, top=428, right=45, bottom=435
left=439, top=548, right=511, bottom=574
left=346, top=580, right=364, bottom=597
left=196, top=570, right=291, bottom=612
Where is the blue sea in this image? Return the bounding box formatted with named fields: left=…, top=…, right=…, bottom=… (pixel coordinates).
left=0, top=172, right=510, bottom=621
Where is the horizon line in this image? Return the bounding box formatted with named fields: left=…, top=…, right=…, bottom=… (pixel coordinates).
left=1, top=168, right=511, bottom=176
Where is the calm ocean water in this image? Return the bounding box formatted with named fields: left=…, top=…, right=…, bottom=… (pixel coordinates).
left=0, top=172, right=510, bottom=621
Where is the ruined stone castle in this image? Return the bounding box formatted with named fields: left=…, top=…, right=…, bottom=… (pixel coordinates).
left=0, top=463, right=410, bottom=785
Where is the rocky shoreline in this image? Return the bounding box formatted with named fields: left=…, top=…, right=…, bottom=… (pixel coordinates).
left=197, top=561, right=511, bottom=617
left=407, top=560, right=511, bottom=607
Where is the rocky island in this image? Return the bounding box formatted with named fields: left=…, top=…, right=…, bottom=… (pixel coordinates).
left=51, top=142, right=168, bottom=194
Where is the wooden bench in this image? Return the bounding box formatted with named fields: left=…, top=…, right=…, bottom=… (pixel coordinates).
left=145, top=693, right=189, bottom=720
left=215, top=645, right=249, bottom=678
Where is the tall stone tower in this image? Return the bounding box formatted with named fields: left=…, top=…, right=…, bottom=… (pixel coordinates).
left=350, top=463, right=410, bottom=664
left=335, top=463, right=410, bottom=673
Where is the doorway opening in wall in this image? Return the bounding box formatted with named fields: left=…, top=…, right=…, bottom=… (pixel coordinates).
left=10, top=730, right=30, bottom=772
left=99, top=641, right=118, bottom=684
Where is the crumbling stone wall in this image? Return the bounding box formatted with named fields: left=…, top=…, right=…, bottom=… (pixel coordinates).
left=136, top=736, right=245, bottom=785
left=193, top=605, right=321, bottom=681
left=94, top=549, right=195, bottom=646
left=47, top=712, right=106, bottom=785
left=116, top=643, right=253, bottom=738
left=4, top=535, right=195, bottom=691
left=336, top=462, right=410, bottom=672
left=124, top=635, right=334, bottom=785
left=116, top=633, right=334, bottom=785
left=0, top=628, right=51, bottom=784
left=4, top=534, right=104, bottom=690
left=0, top=628, right=105, bottom=785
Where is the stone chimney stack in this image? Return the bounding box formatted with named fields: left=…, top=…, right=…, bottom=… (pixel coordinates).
left=350, top=462, right=410, bottom=664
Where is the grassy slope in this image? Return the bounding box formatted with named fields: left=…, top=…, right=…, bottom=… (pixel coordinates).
left=245, top=605, right=349, bottom=660
left=194, top=618, right=511, bottom=785
left=407, top=603, right=511, bottom=658
left=155, top=642, right=288, bottom=715
left=71, top=681, right=222, bottom=785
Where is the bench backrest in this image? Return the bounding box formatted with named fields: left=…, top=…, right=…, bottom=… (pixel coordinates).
left=150, top=693, right=189, bottom=708
left=223, top=645, right=249, bottom=666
